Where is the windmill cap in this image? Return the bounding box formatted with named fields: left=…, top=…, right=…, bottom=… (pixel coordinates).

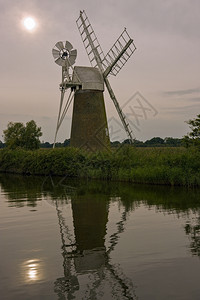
left=73, top=66, right=104, bottom=91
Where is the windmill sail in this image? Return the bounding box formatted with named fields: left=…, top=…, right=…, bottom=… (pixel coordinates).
left=76, top=11, right=107, bottom=71
left=103, top=28, right=136, bottom=77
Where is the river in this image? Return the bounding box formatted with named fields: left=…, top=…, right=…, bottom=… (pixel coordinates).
left=0, top=174, right=200, bottom=300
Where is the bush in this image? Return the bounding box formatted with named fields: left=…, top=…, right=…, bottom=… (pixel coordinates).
left=0, top=146, right=199, bottom=186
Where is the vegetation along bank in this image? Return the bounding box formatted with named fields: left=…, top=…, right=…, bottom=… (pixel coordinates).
left=0, top=146, right=199, bottom=187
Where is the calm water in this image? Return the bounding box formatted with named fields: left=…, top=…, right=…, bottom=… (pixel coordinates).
left=1, top=174, right=200, bottom=300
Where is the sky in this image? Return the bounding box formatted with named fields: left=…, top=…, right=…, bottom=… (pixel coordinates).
left=0, top=0, right=200, bottom=142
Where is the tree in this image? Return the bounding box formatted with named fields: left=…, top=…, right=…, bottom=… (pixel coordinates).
left=133, top=139, right=144, bottom=147
left=122, top=139, right=132, bottom=144
left=164, top=137, right=182, bottom=147
left=23, top=120, right=42, bottom=150
left=111, top=141, right=121, bottom=148
left=0, top=140, right=5, bottom=148
left=144, top=137, right=164, bottom=147
left=40, top=142, right=52, bottom=148
left=183, top=114, right=200, bottom=148
left=3, top=120, right=42, bottom=150
left=63, top=139, right=70, bottom=147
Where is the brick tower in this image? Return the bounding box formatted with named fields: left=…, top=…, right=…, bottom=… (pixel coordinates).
left=70, top=66, right=110, bottom=151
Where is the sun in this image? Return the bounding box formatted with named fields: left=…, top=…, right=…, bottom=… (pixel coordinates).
left=23, top=17, right=37, bottom=32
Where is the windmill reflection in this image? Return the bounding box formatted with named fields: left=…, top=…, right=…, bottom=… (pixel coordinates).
left=43, top=176, right=136, bottom=300
left=185, top=215, right=200, bottom=257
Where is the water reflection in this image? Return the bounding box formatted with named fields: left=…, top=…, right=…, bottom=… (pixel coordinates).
left=185, top=215, right=200, bottom=256
left=1, top=174, right=200, bottom=213
left=21, top=259, right=44, bottom=283
left=43, top=176, right=136, bottom=299
left=0, top=174, right=42, bottom=208
left=1, top=174, right=200, bottom=299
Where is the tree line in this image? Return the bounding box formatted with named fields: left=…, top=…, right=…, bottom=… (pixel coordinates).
left=1, top=114, right=200, bottom=150
left=0, top=136, right=184, bottom=149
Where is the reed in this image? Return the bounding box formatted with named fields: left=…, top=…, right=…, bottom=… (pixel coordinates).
left=0, top=146, right=199, bottom=187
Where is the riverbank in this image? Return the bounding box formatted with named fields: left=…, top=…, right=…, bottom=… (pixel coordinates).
left=0, top=146, right=199, bottom=186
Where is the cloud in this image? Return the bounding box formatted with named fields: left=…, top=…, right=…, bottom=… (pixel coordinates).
left=112, top=0, right=200, bottom=40
left=162, top=88, right=200, bottom=97
left=190, top=97, right=200, bottom=102
left=161, top=104, right=200, bottom=115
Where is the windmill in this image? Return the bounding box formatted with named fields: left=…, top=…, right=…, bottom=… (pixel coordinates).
left=52, top=10, right=136, bottom=150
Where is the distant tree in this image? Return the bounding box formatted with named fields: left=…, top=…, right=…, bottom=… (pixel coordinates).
left=183, top=114, right=200, bottom=148
left=63, top=139, right=70, bottom=147
left=0, top=140, right=5, bottom=148
left=3, top=120, right=42, bottom=150
left=122, top=139, right=132, bottom=144
left=111, top=141, right=121, bottom=148
left=54, top=142, right=63, bottom=148
left=40, top=142, right=52, bottom=148
left=182, top=135, right=191, bottom=148
left=144, top=137, right=164, bottom=147
left=164, top=137, right=182, bottom=147
left=133, top=139, right=144, bottom=147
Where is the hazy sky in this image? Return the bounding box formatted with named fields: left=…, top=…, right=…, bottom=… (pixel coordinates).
left=1, top=0, right=200, bottom=142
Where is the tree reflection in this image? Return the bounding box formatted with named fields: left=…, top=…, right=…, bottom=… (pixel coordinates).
left=0, top=174, right=42, bottom=207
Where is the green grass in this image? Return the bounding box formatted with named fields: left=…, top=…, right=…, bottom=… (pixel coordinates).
left=0, top=146, right=199, bottom=187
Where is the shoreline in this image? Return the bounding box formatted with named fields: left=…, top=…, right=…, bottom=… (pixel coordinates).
left=0, top=146, right=199, bottom=187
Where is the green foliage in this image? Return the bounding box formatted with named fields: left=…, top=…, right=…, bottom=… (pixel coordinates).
left=183, top=114, right=200, bottom=148
left=63, top=139, right=70, bottom=147
left=40, top=142, right=52, bottom=148
left=145, top=137, right=164, bottom=147
left=3, top=120, right=42, bottom=150
left=187, top=114, right=200, bottom=138
left=40, top=137, right=183, bottom=149
left=0, top=140, right=5, bottom=148
left=0, top=146, right=199, bottom=186
left=164, top=137, right=182, bottom=147
left=3, top=122, right=25, bottom=149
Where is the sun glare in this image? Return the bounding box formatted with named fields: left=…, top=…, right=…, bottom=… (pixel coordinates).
left=23, top=17, right=36, bottom=32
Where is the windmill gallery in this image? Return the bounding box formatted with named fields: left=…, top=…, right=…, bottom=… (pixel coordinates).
left=52, top=10, right=136, bottom=151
